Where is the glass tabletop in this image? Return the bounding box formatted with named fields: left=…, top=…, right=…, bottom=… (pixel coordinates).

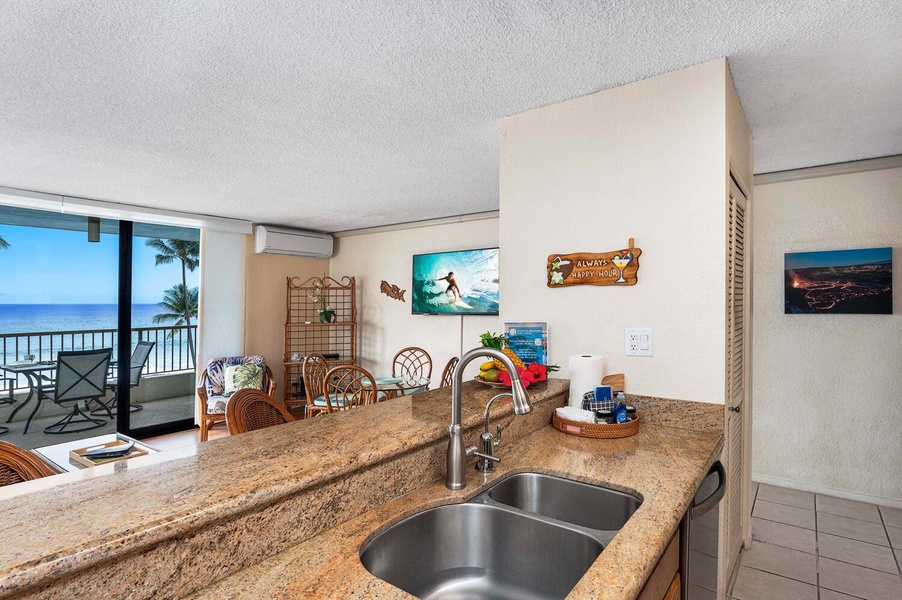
left=374, top=376, right=429, bottom=391
left=0, top=361, right=56, bottom=373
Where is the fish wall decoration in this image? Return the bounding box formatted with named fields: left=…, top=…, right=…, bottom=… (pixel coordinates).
left=380, top=280, right=407, bottom=302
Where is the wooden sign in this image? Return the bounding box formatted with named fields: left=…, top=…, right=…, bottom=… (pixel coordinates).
left=547, top=239, right=642, bottom=287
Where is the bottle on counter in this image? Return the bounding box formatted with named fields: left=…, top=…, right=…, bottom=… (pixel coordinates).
left=612, top=392, right=634, bottom=423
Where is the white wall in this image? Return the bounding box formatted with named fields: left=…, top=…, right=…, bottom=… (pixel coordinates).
left=197, top=230, right=246, bottom=368
left=499, top=60, right=731, bottom=403
left=752, top=167, right=902, bottom=502
left=243, top=236, right=329, bottom=395
left=329, top=218, right=500, bottom=380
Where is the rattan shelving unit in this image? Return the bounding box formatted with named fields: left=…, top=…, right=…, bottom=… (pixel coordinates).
left=284, top=275, right=357, bottom=406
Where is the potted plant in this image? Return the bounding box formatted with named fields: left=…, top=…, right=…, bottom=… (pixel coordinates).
left=309, top=279, right=336, bottom=323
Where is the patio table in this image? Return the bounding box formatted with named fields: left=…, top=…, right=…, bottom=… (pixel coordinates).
left=0, top=361, right=57, bottom=434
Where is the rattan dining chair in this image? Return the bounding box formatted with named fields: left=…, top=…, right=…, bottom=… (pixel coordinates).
left=391, top=347, right=433, bottom=392
left=0, top=440, right=57, bottom=486
left=43, top=349, right=113, bottom=434
left=301, top=354, right=330, bottom=417
left=225, top=389, right=295, bottom=435
left=322, top=365, right=378, bottom=412
left=440, top=356, right=459, bottom=388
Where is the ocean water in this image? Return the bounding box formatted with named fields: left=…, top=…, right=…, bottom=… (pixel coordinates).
left=0, top=304, right=161, bottom=334
left=0, top=304, right=195, bottom=372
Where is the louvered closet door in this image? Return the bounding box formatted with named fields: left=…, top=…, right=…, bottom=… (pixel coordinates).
left=724, top=177, right=749, bottom=592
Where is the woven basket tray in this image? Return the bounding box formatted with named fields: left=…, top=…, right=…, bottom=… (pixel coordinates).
left=552, top=412, right=640, bottom=439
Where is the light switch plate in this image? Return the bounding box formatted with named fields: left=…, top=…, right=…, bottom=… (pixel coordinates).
left=626, top=328, right=653, bottom=356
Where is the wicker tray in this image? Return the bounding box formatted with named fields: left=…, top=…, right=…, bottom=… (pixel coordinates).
left=552, top=412, right=640, bottom=439
left=68, top=440, right=149, bottom=468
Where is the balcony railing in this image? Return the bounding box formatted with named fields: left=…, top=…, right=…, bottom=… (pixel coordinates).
left=1, top=326, right=196, bottom=388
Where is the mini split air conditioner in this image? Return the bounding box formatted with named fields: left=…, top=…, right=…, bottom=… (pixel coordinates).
left=253, top=225, right=333, bottom=258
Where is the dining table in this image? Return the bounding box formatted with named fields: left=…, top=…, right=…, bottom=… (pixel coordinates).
left=373, top=376, right=431, bottom=400
left=0, top=361, right=57, bottom=434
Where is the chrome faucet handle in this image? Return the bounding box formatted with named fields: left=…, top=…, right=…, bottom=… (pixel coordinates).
left=473, top=451, right=501, bottom=463
left=473, top=450, right=501, bottom=472
left=494, top=423, right=502, bottom=448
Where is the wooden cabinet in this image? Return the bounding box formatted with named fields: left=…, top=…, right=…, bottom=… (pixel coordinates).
left=664, top=572, right=680, bottom=600
left=637, top=530, right=680, bottom=600
left=283, top=276, right=357, bottom=406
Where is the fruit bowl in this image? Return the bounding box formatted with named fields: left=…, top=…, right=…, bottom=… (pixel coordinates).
left=474, top=376, right=511, bottom=389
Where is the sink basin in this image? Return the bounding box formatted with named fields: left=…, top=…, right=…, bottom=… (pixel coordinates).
left=360, top=503, right=602, bottom=600
left=486, top=473, right=641, bottom=531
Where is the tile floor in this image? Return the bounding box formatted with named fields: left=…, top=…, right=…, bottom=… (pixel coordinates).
left=732, top=482, right=902, bottom=600
left=143, top=424, right=228, bottom=450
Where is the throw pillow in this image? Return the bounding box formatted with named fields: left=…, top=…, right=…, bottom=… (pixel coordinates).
left=223, top=363, right=265, bottom=397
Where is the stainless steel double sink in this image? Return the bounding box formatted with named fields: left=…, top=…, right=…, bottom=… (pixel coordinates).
left=360, top=473, right=642, bottom=599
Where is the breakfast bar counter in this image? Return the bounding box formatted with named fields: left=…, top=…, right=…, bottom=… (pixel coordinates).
left=0, top=379, right=722, bottom=600
left=188, top=405, right=723, bottom=599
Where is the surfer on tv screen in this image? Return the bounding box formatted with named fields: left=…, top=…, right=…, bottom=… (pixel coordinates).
left=436, top=272, right=461, bottom=301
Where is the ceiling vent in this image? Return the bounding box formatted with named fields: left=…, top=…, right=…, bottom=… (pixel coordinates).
left=253, top=225, right=333, bottom=258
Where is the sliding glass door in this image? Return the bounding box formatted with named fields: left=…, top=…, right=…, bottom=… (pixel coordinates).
left=0, top=204, right=200, bottom=446
left=126, top=222, right=199, bottom=436
left=0, top=205, right=120, bottom=447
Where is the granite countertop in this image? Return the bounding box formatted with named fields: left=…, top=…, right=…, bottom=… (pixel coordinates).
left=0, top=379, right=722, bottom=600
left=190, top=416, right=724, bottom=599
left=0, top=380, right=569, bottom=597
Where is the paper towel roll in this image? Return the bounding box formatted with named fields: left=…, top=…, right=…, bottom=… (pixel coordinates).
left=568, top=354, right=605, bottom=407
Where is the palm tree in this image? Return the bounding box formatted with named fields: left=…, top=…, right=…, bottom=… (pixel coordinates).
left=146, top=238, right=200, bottom=364
left=153, top=284, right=199, bottom=334
left=0, top=236, right=9, bottom=249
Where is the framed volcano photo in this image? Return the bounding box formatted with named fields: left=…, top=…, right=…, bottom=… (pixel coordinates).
left=784, top=247, right=892, bottom=314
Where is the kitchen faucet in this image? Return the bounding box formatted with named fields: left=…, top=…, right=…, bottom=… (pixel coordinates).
left=446, top=347, right=533, bottom=490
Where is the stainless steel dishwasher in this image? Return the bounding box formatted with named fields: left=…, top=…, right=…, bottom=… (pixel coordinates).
left=679, top=459, right=725, bottom=600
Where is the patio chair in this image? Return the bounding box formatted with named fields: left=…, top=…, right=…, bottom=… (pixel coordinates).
left=226, top=389, right=295, bottom=435
left=196, top=355, right=276, bottom=442
left=91, top=341, right=155, bottom=417
left=439, top=356, right=459, bottom=388
left=0, top=376, right=16, bottom=406
left=43, top=349, right=113, bottom=435
left=322, top=365, right=378, bottom=412
left=0, top=440, right=57, bottom=485
left=0, top=376, right=16, bottom=435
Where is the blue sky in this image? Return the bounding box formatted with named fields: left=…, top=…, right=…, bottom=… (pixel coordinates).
left=785, top=247, right=892, bottom=270
left=0, top=225, right=199, bottom=304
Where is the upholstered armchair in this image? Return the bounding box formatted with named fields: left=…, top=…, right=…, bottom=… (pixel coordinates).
left=196, top=355, right=276, bottom=441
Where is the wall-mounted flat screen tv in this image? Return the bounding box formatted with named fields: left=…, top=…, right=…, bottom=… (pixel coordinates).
left=412, top=247, right=499, bottom=315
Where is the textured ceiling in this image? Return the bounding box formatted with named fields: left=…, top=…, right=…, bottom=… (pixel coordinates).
left=1, top=1, right=900, bottom=232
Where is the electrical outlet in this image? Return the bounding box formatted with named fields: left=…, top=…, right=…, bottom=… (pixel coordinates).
left=625, top=328, right=653, bottom=356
